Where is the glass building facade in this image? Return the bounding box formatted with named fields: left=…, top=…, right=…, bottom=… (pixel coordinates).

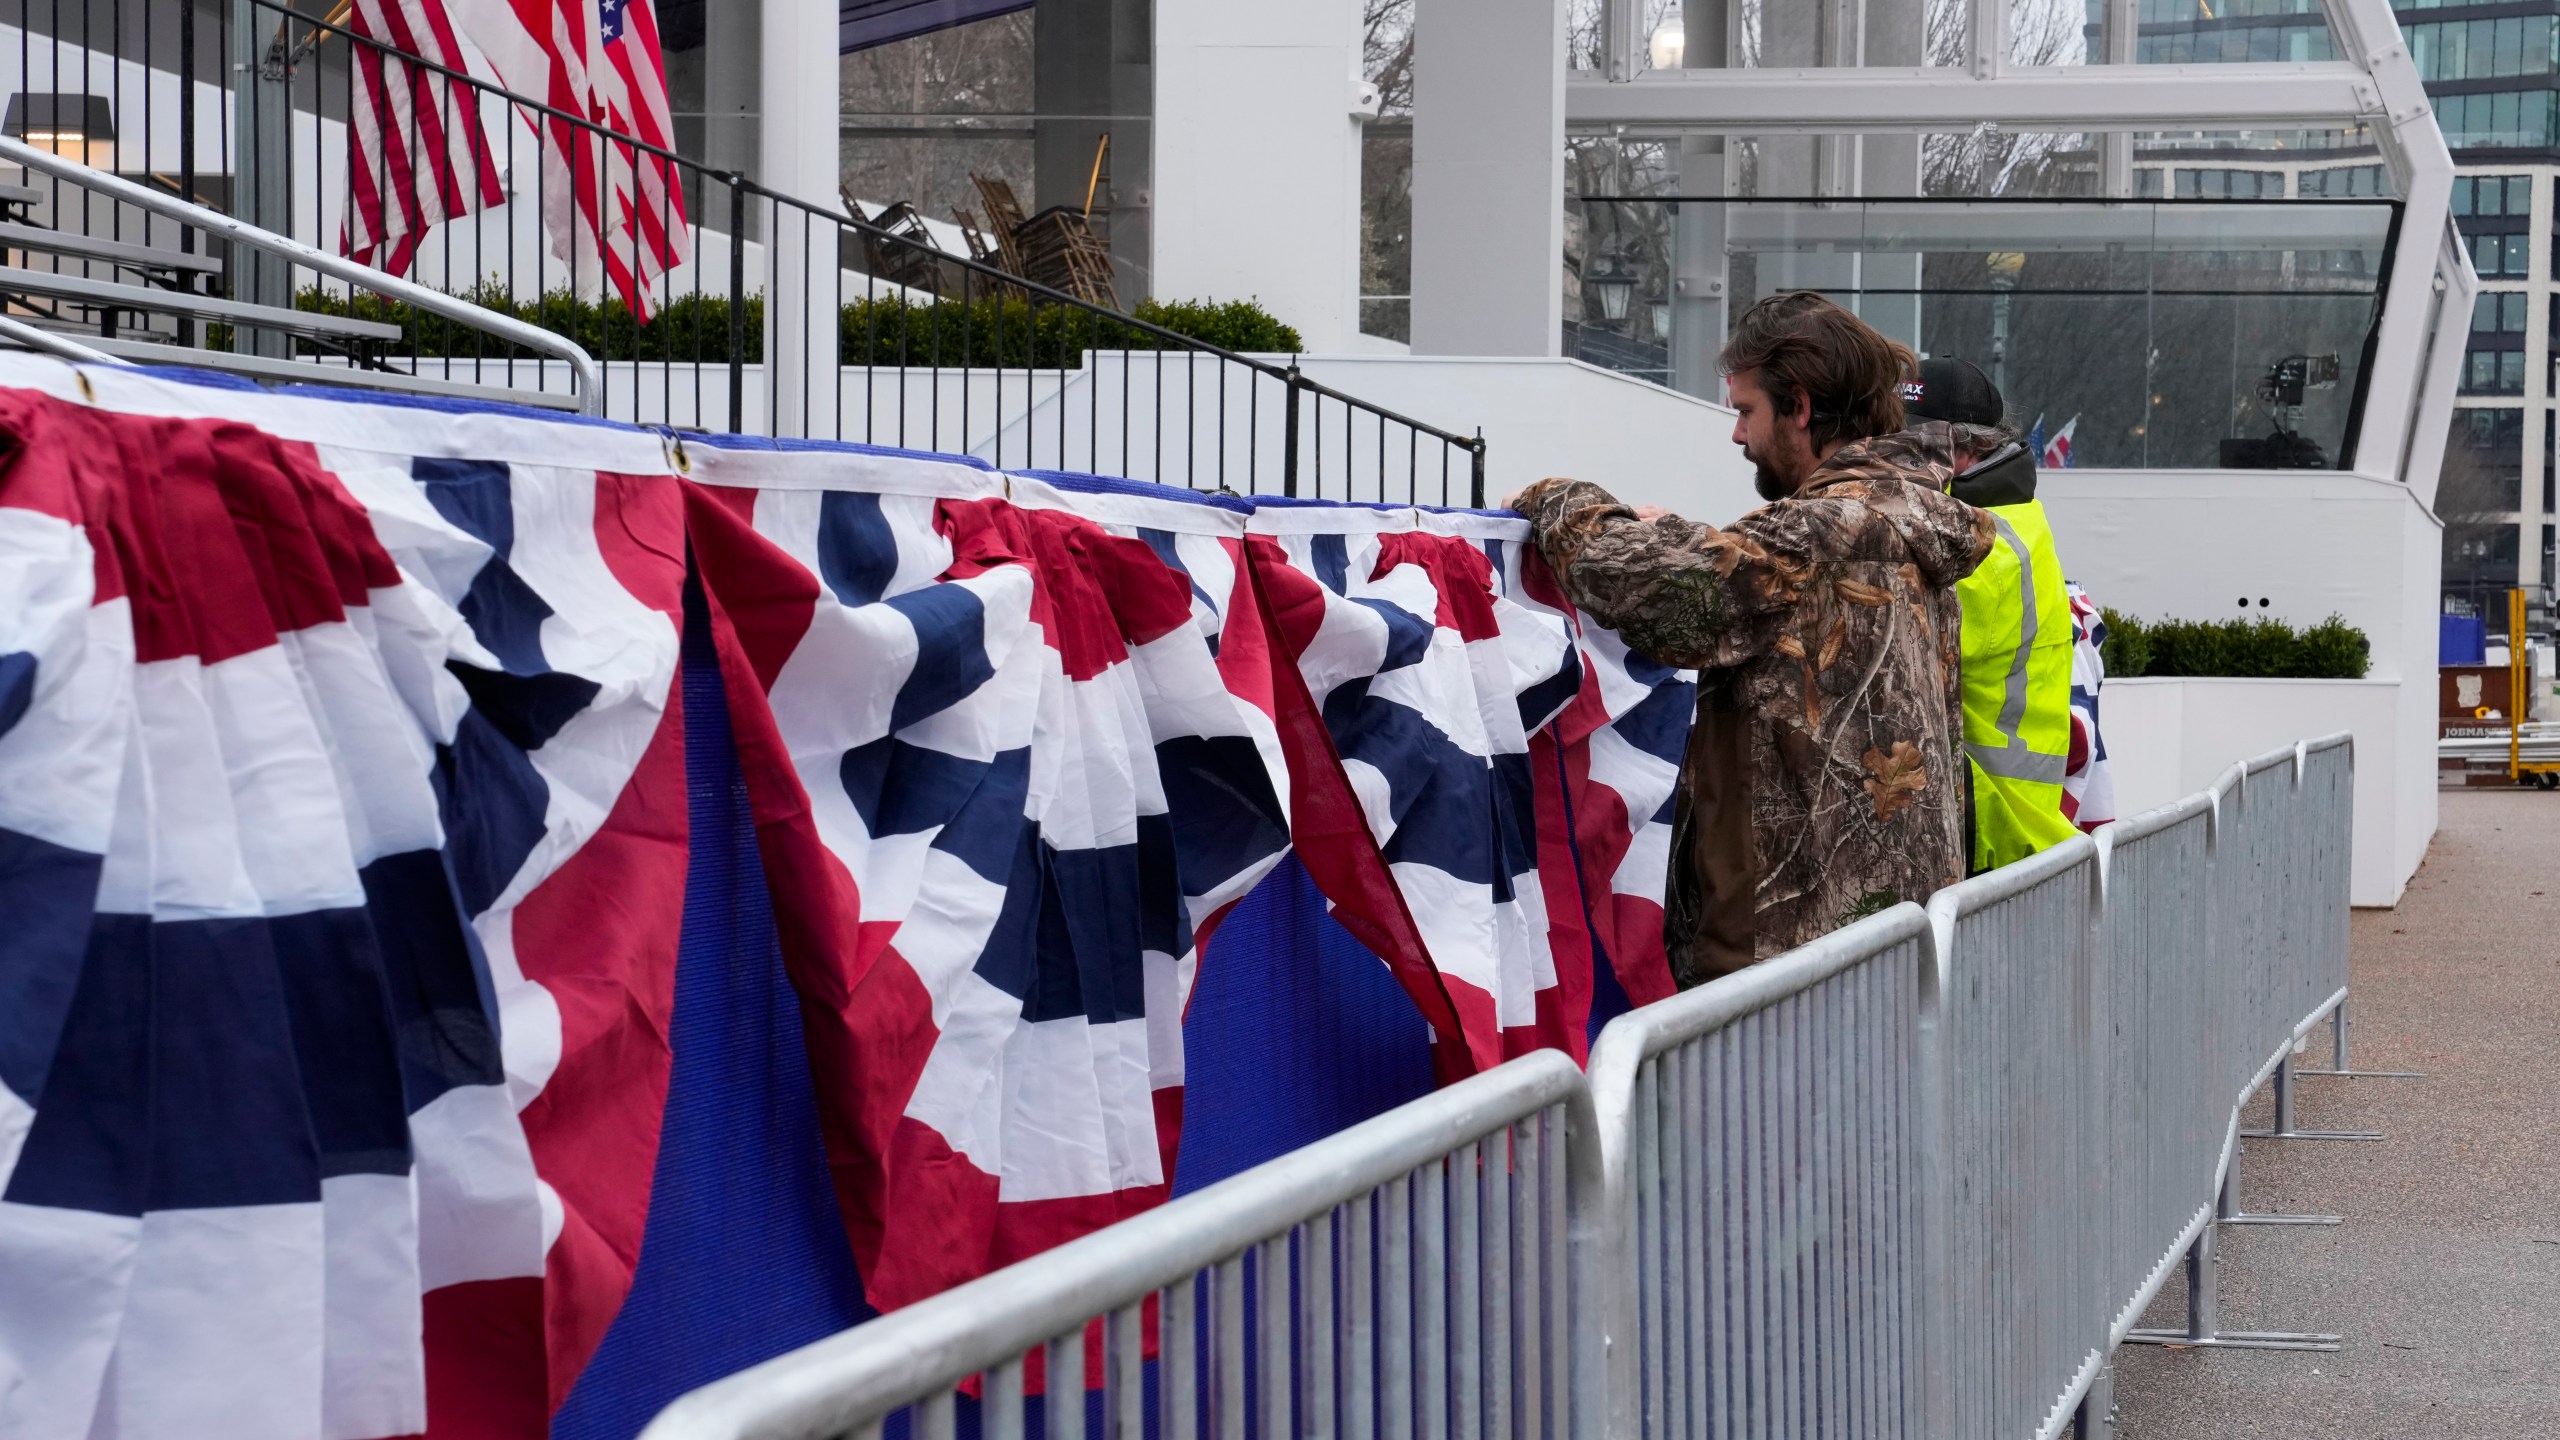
left=2386, top=1, right=2560, bottom=607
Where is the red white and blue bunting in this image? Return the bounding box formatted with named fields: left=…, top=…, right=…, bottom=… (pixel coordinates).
left=0, top=360, right=1691, bottom=1438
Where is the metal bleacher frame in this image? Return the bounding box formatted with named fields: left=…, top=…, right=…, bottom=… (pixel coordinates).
left=0, top=134, right=600, bottom=412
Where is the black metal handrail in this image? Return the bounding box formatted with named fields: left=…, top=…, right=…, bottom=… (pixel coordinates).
left=0, top=0, right=1488, bottom=503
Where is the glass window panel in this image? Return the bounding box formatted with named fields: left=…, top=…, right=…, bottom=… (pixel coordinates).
left=2133, top=1, right=2340, bottom=64
left=2477, top=293, right=2499, bottom=332
left=1575, top=194, right=2394, bottom=467
left=2454, top=175, right=2475, bottom=216
left=2472, top=21, right=2496, bottom=76
left=2506, top=352, right=2527, bottom=392
left=831, top=12, right=1070, bottom=280
left=2515, top=176, right=2537, bottom=215
left=2498, top=17, right=2523, bottom=77
left=2009, top=0, right=2099, bottom=65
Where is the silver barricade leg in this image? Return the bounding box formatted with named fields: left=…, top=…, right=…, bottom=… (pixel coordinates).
left=2294, top=998, right=2426, bottom=1080
left=2242, top=1055, right=2381, bottom=1142
left=2216, top=1143, right=2339, bottom=1227
left=2073, top=1360, right=2115, bottom=1439
left=2125, top=1180, right=2341, bottom=1352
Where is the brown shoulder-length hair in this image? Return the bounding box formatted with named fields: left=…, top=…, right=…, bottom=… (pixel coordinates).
left=1718, top=291, right=1916, bottom=453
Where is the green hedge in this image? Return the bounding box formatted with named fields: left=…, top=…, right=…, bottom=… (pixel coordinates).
left=2099, top=610, right=2371, bottom=680
left=263, top=285, right=1300, bottom=365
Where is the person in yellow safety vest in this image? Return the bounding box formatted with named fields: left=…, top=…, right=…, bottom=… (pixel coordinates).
left=1902, top=358, right=2081, bottom=873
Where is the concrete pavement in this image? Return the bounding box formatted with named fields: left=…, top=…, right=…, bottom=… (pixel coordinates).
left=2112, top=787, right=2560, bottom=1439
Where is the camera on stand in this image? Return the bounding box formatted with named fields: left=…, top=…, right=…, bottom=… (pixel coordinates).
left=2219, top=353, right=2341, bottom=470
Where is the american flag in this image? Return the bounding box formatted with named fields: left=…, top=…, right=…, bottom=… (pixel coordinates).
left=343, top=0, right=508, bottom=276
left=589, top=0, right=690, bottom=318
left=2063, top=581, right=2117, bottom=830
left=426, top=0, right=686, bottom=318
left=2042, top=415, right=2079, bottom=469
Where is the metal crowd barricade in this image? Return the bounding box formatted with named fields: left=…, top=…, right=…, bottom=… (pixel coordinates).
left=1584, top=905, right=1936, bottom=1440
left=2091, top=791, right=2223, bottom=1343
left=640, top=1050, right=1603, bottom=1440
left=644, top=732, right=2364, bottom=1440
left=1925, top=835, right=2109, bottom=1439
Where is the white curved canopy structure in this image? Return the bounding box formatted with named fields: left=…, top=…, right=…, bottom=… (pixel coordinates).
left=1395, top=0, right=2467, bottom=902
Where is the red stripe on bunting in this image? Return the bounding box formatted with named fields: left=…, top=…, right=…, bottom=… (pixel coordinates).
left=420, top=1277, right=549, bottom=1440
left=509, top=471, right=690, bottom=1416
left=1519, top=729, right=1596, bottom=1063
left=1373, top=531, right=1503, bottom=643
left=1519, top=547, right=1679, bottom=1007
left=1239, top=537, right=1493, bottom=1083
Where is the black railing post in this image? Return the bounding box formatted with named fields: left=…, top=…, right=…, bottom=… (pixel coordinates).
left=1282, top=361, right=1302, bottom=499
left=179, top=0, right=196, bottom=228
left=1472, top=429, right=1487, bottom=508
left=727, top=174, right=747, bottom=432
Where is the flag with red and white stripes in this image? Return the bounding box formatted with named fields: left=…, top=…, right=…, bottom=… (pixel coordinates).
left=430, top=0, right=687, bottom=317
left=343, top=0, right=507, bottom=276
left=589, top=0, right=690, bottom=318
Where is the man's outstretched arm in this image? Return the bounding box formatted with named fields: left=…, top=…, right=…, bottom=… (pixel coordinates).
left=1510, top=478, right=1790, bottom=671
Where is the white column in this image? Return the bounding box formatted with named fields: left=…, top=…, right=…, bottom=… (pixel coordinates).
left=1153, top=0, right=1366, bottom=351
left=761, top=0, right=841, bottom=437
left=1409, top=0, right=1564, bottom=356
left=1669, top=0, right=1729, bottom=398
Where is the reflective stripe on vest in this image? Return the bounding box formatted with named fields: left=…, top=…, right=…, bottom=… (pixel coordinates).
left=1956, top=499, right=2077, bottom=870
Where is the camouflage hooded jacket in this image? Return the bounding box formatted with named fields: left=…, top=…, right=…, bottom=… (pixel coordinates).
left=1514, top=424, right=1997, bottom=984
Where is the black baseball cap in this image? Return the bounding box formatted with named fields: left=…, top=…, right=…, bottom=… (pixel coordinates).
left=1901, top=357, right=2004, bottom=427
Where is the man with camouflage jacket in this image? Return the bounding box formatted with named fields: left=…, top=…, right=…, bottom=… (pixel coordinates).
left=1511, top=293, right=1997, bottom=985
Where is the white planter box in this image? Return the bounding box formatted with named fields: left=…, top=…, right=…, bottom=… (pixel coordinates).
left=2102, top=676, right=2422, bottom=906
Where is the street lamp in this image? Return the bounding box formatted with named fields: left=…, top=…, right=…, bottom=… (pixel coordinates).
left=1587, top=256, right=1635, bottom=326
left=1650, top=15, right=1685, bottom=71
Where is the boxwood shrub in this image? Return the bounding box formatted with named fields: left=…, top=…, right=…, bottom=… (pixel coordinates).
left=2100, top=610, right=2370, bottom=680
left=261, top=284, right=1301, bottom=366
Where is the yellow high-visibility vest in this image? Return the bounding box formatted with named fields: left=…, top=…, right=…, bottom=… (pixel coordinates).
left=1956, top=497, right=2079, bottom=872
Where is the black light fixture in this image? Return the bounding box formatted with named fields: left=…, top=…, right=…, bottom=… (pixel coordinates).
left=3, top=94, right=116, bottom=171
left=1587, top=256, right=1635, bottom=326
